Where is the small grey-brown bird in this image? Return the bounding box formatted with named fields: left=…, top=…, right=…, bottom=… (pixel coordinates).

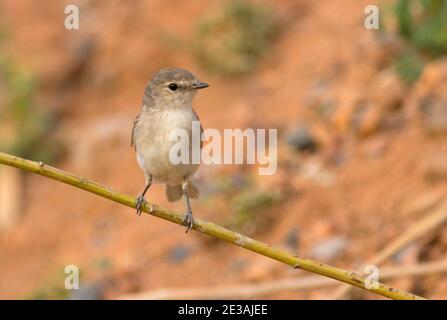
left=131, top=68, right=208, bottom=232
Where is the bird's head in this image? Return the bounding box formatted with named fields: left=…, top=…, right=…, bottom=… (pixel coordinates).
left=143, top=68, right=209, bottom=109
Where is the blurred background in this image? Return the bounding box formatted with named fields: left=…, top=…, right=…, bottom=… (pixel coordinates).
left=0, top=0, right=447, bottom=299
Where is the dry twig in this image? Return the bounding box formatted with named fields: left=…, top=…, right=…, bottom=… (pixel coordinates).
left=119, top=259, right=447, bottom=299
left=0, top=151, right=425, bottom=300
left=330, top=206, right=447, bottom=299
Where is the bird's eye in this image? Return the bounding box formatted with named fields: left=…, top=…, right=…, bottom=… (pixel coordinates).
left=168, top=83, right=178, bottom=91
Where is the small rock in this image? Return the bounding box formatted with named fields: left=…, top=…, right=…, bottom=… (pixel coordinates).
left=357, top=103, right=385, bottom=137
left=331, top=88, right=363, bottom=134
left=299, top=160, right=335, bottom=186
left=69, top=283, right=104, bottom=300
left=284, top=227, right=300, bottom=251
left=370, top=69, right=405, bottom=112
left=405, top=58, right=447, bottom=134
left=167, top=245, right=191, bottom=263
left=392, top=244, right=419, bottom=263
left=229, top=259, right=248, bottom=273
left=286, top=125, right=318, bottom=153
left=311, top=236, right=348, bottom=261
left=420, top=96, right=447, bottom=134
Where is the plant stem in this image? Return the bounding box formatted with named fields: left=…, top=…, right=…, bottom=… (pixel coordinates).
left=0, top=151, right=425, bottom=300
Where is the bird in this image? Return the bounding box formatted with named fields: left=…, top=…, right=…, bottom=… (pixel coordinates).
left=131, top=68, right=209, bottom=233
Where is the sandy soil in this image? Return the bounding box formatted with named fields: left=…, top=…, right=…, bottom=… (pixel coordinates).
left=1, top=0, right=447, bottom=299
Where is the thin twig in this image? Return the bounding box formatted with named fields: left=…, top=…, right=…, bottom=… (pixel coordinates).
left=119, top=259, right=447, bottom=300
left=330, top=206, right=447, bottom=299
left=0, top=151, right=425, bottom=300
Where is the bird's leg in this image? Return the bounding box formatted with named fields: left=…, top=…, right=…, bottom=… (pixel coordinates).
left=182, top=179, right=194, bottom=233
left=136, top=175, right=152, bottom=216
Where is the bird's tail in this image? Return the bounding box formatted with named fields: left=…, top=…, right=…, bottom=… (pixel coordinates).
left=166, top=183, right=199, bottom=202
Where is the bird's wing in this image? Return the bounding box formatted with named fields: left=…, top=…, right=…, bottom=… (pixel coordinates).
left=131, top=112, right=142, bottom=150
left=192, top=108, right=204, bottom=149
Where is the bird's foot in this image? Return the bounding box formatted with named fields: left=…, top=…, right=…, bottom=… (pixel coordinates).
left=182, top=211, right=194, bottom=233
left=136, top=195, right=146, bottom=216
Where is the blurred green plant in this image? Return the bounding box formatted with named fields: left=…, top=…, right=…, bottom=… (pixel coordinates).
left=202, top=173, right=283, bottom=235
left=92, top=257, right=112, bottom=271
left=384, top=0, right=447, bottom=84
left=393, top=50, right=425, bottom=84
left=26, top=267, right=73, bottom=300
left=192, top=0, right=278, bottom=75
left=395, top=0, right=447, bottom=57
left=28, top=284, right=70, bottom=300
left=227, top=189, right=281, bottom=234
left=0, top=38, right=57, bottom=162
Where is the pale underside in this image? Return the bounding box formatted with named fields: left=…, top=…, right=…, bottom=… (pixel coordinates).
left=132, top=106, right=201, bottom=186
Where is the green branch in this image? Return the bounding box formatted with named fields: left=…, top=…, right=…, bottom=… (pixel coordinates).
left=0, top=151, right=425, bottom=300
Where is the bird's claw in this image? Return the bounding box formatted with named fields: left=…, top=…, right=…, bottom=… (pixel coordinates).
left=136, top=195, right=146, bottom=216
left=183, top=211, right=194, bottom=233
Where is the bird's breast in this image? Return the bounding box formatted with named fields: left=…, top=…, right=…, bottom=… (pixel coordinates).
left=134, top=108, right=199, bottom=184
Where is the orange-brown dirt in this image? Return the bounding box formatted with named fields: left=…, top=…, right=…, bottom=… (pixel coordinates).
left=1, top=0, right=447, bottom=299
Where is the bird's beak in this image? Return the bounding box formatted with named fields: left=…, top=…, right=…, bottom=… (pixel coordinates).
left=191, top=81, right=210, bottom=90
